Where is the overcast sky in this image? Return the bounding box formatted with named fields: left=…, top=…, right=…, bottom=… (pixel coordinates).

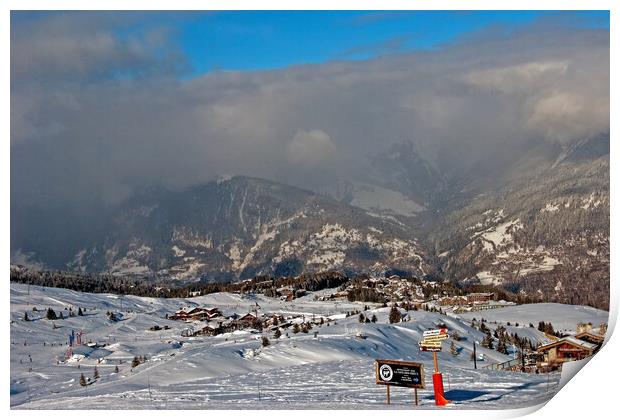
left=11, top=11, right=609, bottom=209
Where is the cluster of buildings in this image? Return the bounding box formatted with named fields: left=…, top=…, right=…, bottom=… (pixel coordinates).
left=485, top=322, right=607, bottom=373
left=316, top=275, right=428, bottom=305
left=315, top=275, right=517, bottom=314
left=170, top=304, right=325, bottom=338
left=437, top=292, right=517, bottom=313
left=169, top=306, right=223, bottom=321
left=176, top=309, right=261, bottom=337
left=275, top=286, right=306, bottom=301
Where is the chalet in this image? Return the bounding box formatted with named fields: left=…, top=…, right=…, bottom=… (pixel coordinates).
left=170, top=306, right=222, bottom=321
left=537, top=336, right=598, bottom=369
left=194, top=322, right=221, bottom=337
left=277, top=287, right=295, bottom=301
left=574, top=328, right=605, bottom=348
left=170, top=308, right=191, bottom=321
left=333, top=291, right=349, bottom=300
left=471, top=301, right=516, bottom=311
left=437, top=296, right=468, bottom=306
left=466, top=292, right=494, bottom=303
left=204, top=307, right=223, bottom=318
left=234, top=313, right=259, bottom=328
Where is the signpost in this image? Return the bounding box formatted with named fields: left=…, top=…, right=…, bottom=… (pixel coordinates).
left=419, top=328, right=451, bottom=406
left=375, top=359, right=425, bottom=405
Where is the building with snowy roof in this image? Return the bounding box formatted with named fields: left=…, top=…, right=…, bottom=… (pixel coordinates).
left=537, top=336, right=598, bottom=369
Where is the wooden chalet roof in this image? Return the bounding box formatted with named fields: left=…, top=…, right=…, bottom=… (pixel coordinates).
left=574, top=330, right=605, bottom=343
left=538, top=336, right=598, bottom=352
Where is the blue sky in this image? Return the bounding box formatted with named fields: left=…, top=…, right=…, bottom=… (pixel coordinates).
left=175, top=11, right=609, bottom=74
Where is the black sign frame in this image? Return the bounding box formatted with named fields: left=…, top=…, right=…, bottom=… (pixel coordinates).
left=375, top=359, right=425, bottom=389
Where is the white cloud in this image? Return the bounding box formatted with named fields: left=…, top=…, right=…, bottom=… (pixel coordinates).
left=10, top=13, right=609, bottom=208
left=286, top=129, right=338, bottom=167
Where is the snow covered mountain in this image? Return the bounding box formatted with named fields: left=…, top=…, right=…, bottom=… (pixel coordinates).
left=54, top=176, right=429, bottom=281
left=10, top=134, right=609, bottom=309
left=430, top=134, right=609, bottom=309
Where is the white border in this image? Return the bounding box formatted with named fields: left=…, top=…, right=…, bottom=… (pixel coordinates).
left=3, top=2, right=617, bottom=420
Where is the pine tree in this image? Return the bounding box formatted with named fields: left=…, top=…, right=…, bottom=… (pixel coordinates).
left=79, top=373, right=87, bottom=386
left=262, top=336, right=270, bottom=346
left=292, top=324, right=300, bottom=334
left=46, top=308, right=57, bottom=320
left=23, top=312, right=29, bottom=321
left=358, top=313, right=365, bottom=323
left=274, top=329, right=282, bottom=339
left=389, top=306, right=400, bottom=324
left=371, top=314, right=377, bottom=323
left=482, top=331, right=494, bottom=349
left=114, top=365, right=119, bottom=374
left=78, top=308, right=83, bottom=316
left=94, top=367, right=100, bottom=379
left=488, top=338, right=494, bottom=350
left=497, top=338, right=508, bottom=355
left=131, top=356, right=140, bottom=368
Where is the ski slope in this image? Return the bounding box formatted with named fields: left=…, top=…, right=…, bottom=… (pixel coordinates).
left=11, top=283, right=606, bottom=409
left=455, top=303, right=608, bottom=334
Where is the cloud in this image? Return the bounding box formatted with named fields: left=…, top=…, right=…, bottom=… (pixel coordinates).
left=287, top=129, right=338, bottom=167
left=10, top=11, right=189, bottom=84
left=10, top=12, right=609, bottom=214
left=463, top=60, right=570, bottom=94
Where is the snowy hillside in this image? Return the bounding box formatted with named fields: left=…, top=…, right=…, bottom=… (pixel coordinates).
left=10, top=283, right=606, bottom=409
left=456, top=303, right=608, bottom=334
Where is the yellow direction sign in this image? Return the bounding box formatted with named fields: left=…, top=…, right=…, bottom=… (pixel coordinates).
left=421, top=335, right=448, bottom=342
left=419, top=341, right=442, bottom=347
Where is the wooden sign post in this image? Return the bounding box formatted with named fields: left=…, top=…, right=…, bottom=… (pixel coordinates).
left=419, top=328, right=451, bottom=406
left=375, top=359, right=425, bottom=406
